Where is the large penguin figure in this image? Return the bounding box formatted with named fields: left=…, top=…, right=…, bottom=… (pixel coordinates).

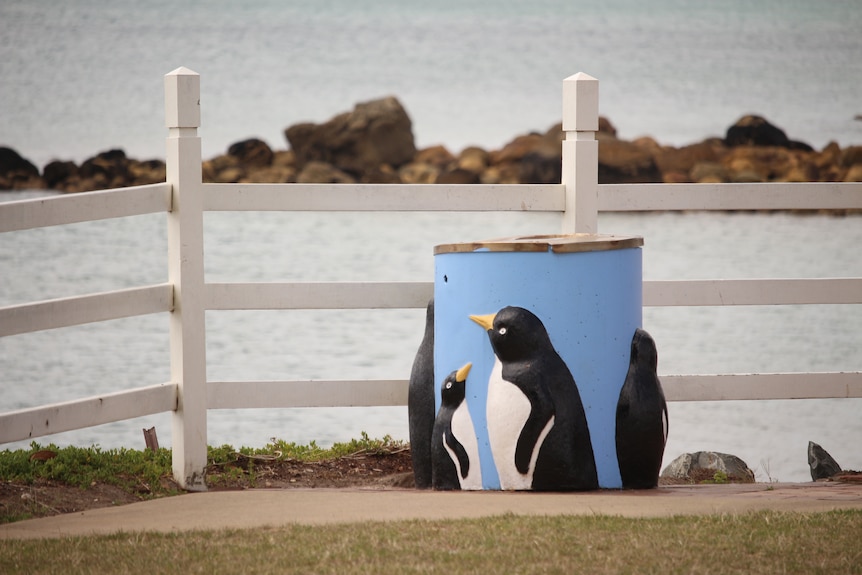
left=615, top=328, right=668, bottom=489
left=408, top=299, right=435, bottom=489
left=431, top=363, right=482, bottom=490
left=471, top=306, right=598, bottom=491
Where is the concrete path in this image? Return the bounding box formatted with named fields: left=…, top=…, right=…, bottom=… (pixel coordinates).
left=2, top=482, right=861, bottom=540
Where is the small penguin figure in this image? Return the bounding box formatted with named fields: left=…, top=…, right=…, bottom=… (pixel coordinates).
left=431, top=363, right=482, bottom=490
left=471, top=307, right=598, bottom=491
left=408, top=299, right=435, bottom=489
left=615, top=328, right=668, bottom=489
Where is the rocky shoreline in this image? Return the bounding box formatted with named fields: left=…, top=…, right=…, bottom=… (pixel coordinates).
left=2, top=96, right=861, bottom=213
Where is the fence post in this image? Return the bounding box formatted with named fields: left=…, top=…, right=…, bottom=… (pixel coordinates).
left=165, top=67, right=207, bottom=491
left=561, top=72, right=599, bottom=234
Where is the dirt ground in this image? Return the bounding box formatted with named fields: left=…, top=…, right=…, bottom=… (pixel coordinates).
left=0, top=448, right=414, bottom=523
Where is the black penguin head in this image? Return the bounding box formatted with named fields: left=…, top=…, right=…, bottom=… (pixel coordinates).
left=631, top=328, right=658, bottom=372
left=440, top=362, right=471, bottom=407
left=470, top=306, right=552, bottom=362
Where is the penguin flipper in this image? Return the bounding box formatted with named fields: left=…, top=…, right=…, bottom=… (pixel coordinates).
left=444, top=428, right=470, bottom=479
left=514, top=404, right=554, bottom=474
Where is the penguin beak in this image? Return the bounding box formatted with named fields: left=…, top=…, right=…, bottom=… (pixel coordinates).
left=456, top=362, right=472, bottom=382
left=469, top=313, right=495, bottom=330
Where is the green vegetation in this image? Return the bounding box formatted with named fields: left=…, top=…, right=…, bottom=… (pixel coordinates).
left=0, top=433, right=407, bottom=522
left=701, top=470, right=730, bottom=484
left=2, top=511, right=861, bottom=574
left=0, top=443, right=175, bottom=494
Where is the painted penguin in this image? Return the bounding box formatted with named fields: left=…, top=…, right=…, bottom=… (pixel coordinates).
left=471, top=307, right=598, bottom=491
left=408, top=298, right=435, bottom=489
left=615, top=328, right=668, bottom=489
left=431, top=363, right=482, bottom=490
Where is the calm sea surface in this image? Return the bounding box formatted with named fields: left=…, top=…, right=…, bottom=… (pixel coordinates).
left=1, top=189, right=861, bottom=482
left=1, top=0, right=861, bottom=169
left=1, top=0, right=861, bottom=482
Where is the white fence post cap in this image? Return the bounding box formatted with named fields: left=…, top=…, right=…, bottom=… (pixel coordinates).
left=562, top=72, right=599, bottom=132
left=165, top=67, right=201, bottom=129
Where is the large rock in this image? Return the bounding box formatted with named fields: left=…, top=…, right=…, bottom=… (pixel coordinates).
left=724, top=115, right=812, bottom=151
left=0, top=146, right=44, bottom=190
left=227, top=138, right=274, bottom=168
left=284, top=96, right=416, bottom=179
left=598, top=138, right=662, bottom=184
left=808, top=441, right=842, bottom=480
left=652, top=139, right=725, bottom=182
left=661, top=451, right=755, bottom=483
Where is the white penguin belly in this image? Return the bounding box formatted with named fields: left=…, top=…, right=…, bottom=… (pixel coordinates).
left=486, top=359, right=554, bottom=490
left=445, top=403, right=483, bottom=490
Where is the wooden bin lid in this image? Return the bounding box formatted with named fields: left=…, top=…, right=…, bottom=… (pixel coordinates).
left=434, top=233, right=643, bottom=255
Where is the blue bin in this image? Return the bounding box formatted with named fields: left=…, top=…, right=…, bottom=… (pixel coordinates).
left=434, top=234, right=643, bottom=489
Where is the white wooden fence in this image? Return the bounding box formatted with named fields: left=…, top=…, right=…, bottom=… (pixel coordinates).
left=1, top=68, right=861, bottom=489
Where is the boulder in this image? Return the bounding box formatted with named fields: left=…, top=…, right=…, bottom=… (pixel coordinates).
left=127, top=159, right=166, bottom=186
left=284, top=96, right=416, bottom=179
left=414, top=145, right=455, bottom=170
left=43, top=160, right=79, bottom=189
left=0, top=146, right=43, bottom=190
left=399, top=162, right=439, bottom=184
left=457, top=146, right=489, bottom=174
left=840, top=146, right=862, bottom=168
left=808, top=441, right=842, bottom=480
left=295, top=161, right=355, bottom=184
left=489, top=132, right=545, bottom=165
left=660, top=451, right=755, bottom=483
left=435, top=167, right=479, bottom=185
left=598, top=138, right=662, bottom=184
left=227, top=138, right=274, bottom=168
left=653, top=140, right=725, bottom=180
left=77, top=149, right=132, bottom=190
left=844, top=164, right=862, bottom=182
left=724, top=115, right=812, bottom=151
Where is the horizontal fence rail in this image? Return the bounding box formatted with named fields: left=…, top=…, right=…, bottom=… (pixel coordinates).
left=599, top=182, right=862, bottom=212
left=643, top=278, right=862, bottom=307
left=204, top=282, right=433, bottom=310
left=0, top=383, right=178, bottom=444
left=661, top=372, right=862, bottom=402
left=0, top=284, right=174, bottom=337
left=0, top=183, right=171, bottom=233
left=207, top=380, right=408, bottom=409
left=202, top=182, right=566, bottom=212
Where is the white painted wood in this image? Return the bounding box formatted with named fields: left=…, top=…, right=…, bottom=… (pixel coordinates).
left=202, top=183, right=565, bottom=212
left=164, top=67, right=201, bottom=129
left=562, top=72, right=599, bottom=132
left=0, top=383, right=177, bottom=444
left=207, top=380, right=408, bottom=409
left=561, top=73, right=599, bottom=234
left=644, top=278, right=862, bottom=307
left=662, top=372, right=862, bottom=402
left=165, top=68, right=208, bottom=491
left=0, top=183, right=171, bottom=233
left=0, top=284, right=173, bottom=337
left=599, top=182, right=862, bottom=212
left=205, top=282, right=433, bottom=310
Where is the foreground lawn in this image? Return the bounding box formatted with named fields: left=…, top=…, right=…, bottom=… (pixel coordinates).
left=2, top=510, right=861, bottom=574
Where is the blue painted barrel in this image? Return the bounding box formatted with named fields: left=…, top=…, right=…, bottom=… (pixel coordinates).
left=433, top=234, right=643, bottom=489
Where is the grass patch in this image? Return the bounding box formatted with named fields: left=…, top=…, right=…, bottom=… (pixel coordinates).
left=1, top=433, right=407, bottom=523
left=1, top=510, right=861, bottom=574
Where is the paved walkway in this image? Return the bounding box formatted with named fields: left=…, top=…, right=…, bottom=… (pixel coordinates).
left=2, top=482, right=861, bottom=540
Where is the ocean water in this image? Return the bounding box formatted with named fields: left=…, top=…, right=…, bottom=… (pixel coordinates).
left=1, top=189, right=861, bottom=483
left=1, top=0, right=860, bottom=170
